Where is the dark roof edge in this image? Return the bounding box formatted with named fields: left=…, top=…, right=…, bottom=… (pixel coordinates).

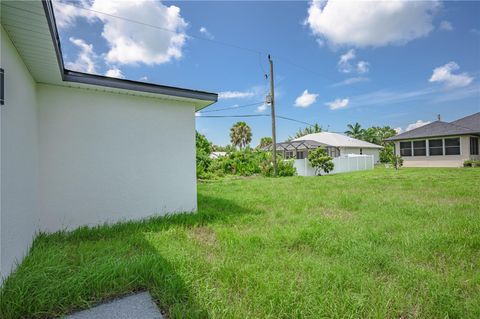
left=41, top=0, right=217, bottom=103
left=63, top=70, right=218, bottom=102
left=385, top=132, right=480, bottom=141
left=385, top=119, right=480, bottom=141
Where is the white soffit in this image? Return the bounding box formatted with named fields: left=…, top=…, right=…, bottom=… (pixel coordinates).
left=1, top=1, right=217, bottom=110
left=1, top=1, right=63, bottom=85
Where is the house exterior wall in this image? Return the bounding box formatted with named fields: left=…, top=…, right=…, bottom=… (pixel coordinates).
left=393, top=135, right=475, bottom=167
left=341, top=147, right=381, bottom=163
left=37, top=85, right=197, bottom=232
left=1, top=25, right=200, bottom=280
left=1, top=27, right=40, bottom=280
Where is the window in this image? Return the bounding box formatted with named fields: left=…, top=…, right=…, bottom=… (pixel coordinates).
left=429, top=139, right=443, bottom=156
left=445, top=138, right=460, bottom=155
left=296, top=151, right=306, bottom=159
left=360, top=148, right=363, bottom=155
left=285, top=151, right=294, bottom=159
left=400, top=141, right=412, bottom=156
left=413, top=140, right=426, bottom=156
left=470, top=137, right=479, bottom=155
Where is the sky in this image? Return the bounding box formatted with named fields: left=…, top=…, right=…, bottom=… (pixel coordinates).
left=53, top=0, right=480, bottom=146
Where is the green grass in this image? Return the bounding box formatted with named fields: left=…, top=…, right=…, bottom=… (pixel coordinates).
left=1, top=168, right=479, bottom=318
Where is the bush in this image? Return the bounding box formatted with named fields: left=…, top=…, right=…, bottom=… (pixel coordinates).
left=463, top=160, right=480, bottom=167
left=308, top=148, right=334, bottom=175
left=260, top=156, right=296, bottom=177
left=196, top=131, right=213, bottom=178
left=391, top=155, right=404, bottom=170
left=379, top=143, right=394, bottom=163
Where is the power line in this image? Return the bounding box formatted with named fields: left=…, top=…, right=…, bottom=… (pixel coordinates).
left=199, top=101, right=264, bottom=114
left=197, top=113, right=315, bottom=127
left=276, top=115, right=314, bottom=127
left=197, top=114, right=268, bottom=118
left=57, top=2, right=334, bottom=82
left=61, top=2, right=262, bottom=55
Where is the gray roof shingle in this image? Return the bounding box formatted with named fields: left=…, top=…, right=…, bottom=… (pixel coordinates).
left=385, top=112, right=480, bottom=141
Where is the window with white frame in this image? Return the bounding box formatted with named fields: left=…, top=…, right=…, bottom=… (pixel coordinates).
left=413, top=140, right=426, bottom=156
left=470, top=137, right=479, bottom=155
left=400, top=141, right=412, bottom=156
left=428, top=139, right=443, bottom=156
left=445, top=138, right=460, bottom=155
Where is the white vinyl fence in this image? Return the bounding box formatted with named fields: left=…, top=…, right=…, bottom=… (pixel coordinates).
left=294, top=154, right=374, bottom=176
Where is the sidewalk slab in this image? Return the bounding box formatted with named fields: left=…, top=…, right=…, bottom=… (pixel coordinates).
left=63, top=291, right=163, bottom=319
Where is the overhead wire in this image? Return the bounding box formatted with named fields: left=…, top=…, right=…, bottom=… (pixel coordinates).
left=56, top=2, right=331, bottom=130
left=199, top=101, right=265, bottom=114
left=58, top=2, right=335, bottom=83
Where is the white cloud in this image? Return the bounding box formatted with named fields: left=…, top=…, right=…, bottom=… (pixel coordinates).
left=105, top=67, right=125, bottom=79
left=65, top=37, right=97, bottom=74
left=140, top=76, right=148, bottom=81
left=53, top=0, right=95, bottom=28
left=316, top=38, right=325, bottom=47
left=305, top=0, right=439, bottom=47
left=55, top=0, right=188, bottom=66
left=406, top=120, right=431, bottom=131
left=331, top=77, right=369, bottom=87
left=439, top=20, right=453, bottom=31
left=357, top=61, right=369, bottom=74
left=199, top=26, right=214, bottom=40
left=338, top=49, right=356, bottom=73
left=294, top=90, right=319, bottom=108
left=218, top=91, right=255, bottom=100
left=429, top=62, right=473, bottom=88
left=337, top=49, right=369, bottom=74
left=347, top=83, right=479, bottom=108
left=257, top=103, right=268, bottom=113
left=394, top=127, right=403, bottom=134
left=195, top=112, right=201, bottom=117
left=325, top=98, right=349, bottom=110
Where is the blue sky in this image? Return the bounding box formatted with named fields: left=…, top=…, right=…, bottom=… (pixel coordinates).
left=54, top=0, right=480, bottom=146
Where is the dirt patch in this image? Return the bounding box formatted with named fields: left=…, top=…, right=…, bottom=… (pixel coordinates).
left=188, top=226, right=218, bottom=247
left=322, top=208, right=353, bottom=221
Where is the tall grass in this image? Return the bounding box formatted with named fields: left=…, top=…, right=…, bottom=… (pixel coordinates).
left=1, top=168, right=479, bottom=318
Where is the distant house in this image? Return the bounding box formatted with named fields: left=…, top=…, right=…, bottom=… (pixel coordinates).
left=1, top=1, right=217, bottom=279
left=209, top=151, right=227, bottom=159
left=271, top=132, right=382, bottom=176
left=385, top=112, right=480, bottom=167
left=275, top=132, right=383, bottom=163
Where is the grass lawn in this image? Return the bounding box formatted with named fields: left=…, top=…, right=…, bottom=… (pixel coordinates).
left=1, top=168, right=479, bottom=318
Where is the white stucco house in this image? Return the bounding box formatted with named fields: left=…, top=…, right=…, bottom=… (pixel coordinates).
left=276, top=132, right=383, bottom=162
left=272, top=132, right=383, bottom=176
left=1, top=1, right=217, bottom=280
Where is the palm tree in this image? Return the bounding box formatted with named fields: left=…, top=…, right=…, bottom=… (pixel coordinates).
left=230, top=121, right=252, bottom=149
left=287, top=123, right=322, bottom=141
left=257, top=136, right=273, bottom=149
left=344, top=122, right=364, bottom=139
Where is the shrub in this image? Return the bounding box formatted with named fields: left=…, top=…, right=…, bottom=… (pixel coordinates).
left=308, top=148, right=334, bottom=176
left=379, top=143, right=394, bottom=163
left=196, top=131, right=213, bottom=178
left=260, top=156, right=296, bottom=177
left=391, top=155, right=404, bottom=170
left=463, top=160, right=480, bottom=167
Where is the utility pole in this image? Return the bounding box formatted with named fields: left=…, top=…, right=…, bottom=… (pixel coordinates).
left=268, top=54, right=277, bottom=176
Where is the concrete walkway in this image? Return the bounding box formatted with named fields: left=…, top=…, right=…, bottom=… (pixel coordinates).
left=63, top=292, right=163, bottom=319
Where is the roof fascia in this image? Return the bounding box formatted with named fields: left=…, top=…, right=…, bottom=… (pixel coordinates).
left=41, top=0, right=217, bottom=104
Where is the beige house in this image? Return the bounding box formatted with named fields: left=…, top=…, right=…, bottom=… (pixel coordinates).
left=385, top=112, right=480, bottom=167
